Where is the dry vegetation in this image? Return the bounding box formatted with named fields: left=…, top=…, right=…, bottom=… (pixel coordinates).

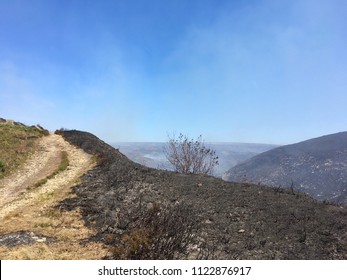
left=31, top=151, right=69, bottom=189
left=0, top=122, right=107, bottom=259
left=0, top=177, right=108, bottom=259
left=108, top=203, right=198, bottom=260
left=0, top=122, right=48, bottom=178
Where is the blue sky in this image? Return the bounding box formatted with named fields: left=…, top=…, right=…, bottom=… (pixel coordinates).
left=1, top=0, right=346, bottom=144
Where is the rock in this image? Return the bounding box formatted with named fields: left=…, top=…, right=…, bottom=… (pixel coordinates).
left=36, top=237, right=46, bottom=243
left=35, top=124, right=45, bottom=131
left=14, top=122, right=26, bottom=126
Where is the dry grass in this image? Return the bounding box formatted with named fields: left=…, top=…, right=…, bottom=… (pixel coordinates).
left=31, top=151, right=70, bottom=189
left=0, top=165, right=109, bottom=260
left=0, top=242, right=106, bottom=260
left=0, top=122, right=108, bottom=259
left=0, top=123, right=46, bottom=178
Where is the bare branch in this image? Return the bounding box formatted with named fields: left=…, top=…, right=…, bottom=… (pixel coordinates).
left=165, top=133, right=218, bottom=175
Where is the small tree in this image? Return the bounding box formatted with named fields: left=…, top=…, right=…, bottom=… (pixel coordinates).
left=165, top=133, right=218, bottom=175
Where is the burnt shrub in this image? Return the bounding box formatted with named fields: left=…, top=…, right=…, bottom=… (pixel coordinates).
left=110, top=203, right=198, bottom=260
left=165, top=133, right=219, bottom=175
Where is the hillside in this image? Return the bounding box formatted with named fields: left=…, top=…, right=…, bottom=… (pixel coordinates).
left=0, top=122, right=104, bottom=259
left=0, top=119, right=48, bottom=178
left=113, top=142, right=277, bottom=177
left=55, top=130, right=347, bottom=259
left=224, top=132, right=347, bottom=206
left=0, top=126, right=346, bottom=259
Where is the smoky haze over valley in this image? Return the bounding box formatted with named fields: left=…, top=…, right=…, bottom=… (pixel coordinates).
left=114, top=131, right=347, bottom=206
left=112, top=142, right=278, bottom=177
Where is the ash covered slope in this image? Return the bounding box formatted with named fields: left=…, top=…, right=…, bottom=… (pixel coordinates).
left=57, top=130, right=347, bottom=259
left=224, top=132, right=347, bottom=205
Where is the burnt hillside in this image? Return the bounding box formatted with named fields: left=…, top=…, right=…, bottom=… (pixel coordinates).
left=224, top=132, right=347, bottom=205
left=56, top=129, right=347, bottom=259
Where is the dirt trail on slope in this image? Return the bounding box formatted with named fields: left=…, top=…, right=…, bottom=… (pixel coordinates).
left=0, top=133, right=94, bottom=219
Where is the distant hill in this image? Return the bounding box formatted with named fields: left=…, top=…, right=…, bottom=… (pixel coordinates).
left=223, top=132, right=347, bottom=205
left=112, top=142, right=277, bottom=177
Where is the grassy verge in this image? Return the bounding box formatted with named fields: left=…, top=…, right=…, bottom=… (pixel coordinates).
left=0, top=123, right=48, bottom=178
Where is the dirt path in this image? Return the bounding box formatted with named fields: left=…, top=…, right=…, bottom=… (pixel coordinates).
left=0, top=133, right=94, bottom=219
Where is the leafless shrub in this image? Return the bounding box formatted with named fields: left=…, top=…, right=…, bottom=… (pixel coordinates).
left=110, top=203, right=198, bottom=259
left=165, top=133, right=218, bottom=175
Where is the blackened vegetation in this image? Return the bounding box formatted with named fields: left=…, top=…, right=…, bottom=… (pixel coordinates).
left=0, top=231, right=55, bottom=246
left=225, top=131, right=347, bottom=206
left=56, top=129, right=347, bottom=260
left=108, top=203, right=198, bottom=259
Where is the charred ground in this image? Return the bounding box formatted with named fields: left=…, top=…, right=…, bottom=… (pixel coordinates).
left=56, top=130, right=347, bottom=259
left=224, top=132, right=347, bottom=205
